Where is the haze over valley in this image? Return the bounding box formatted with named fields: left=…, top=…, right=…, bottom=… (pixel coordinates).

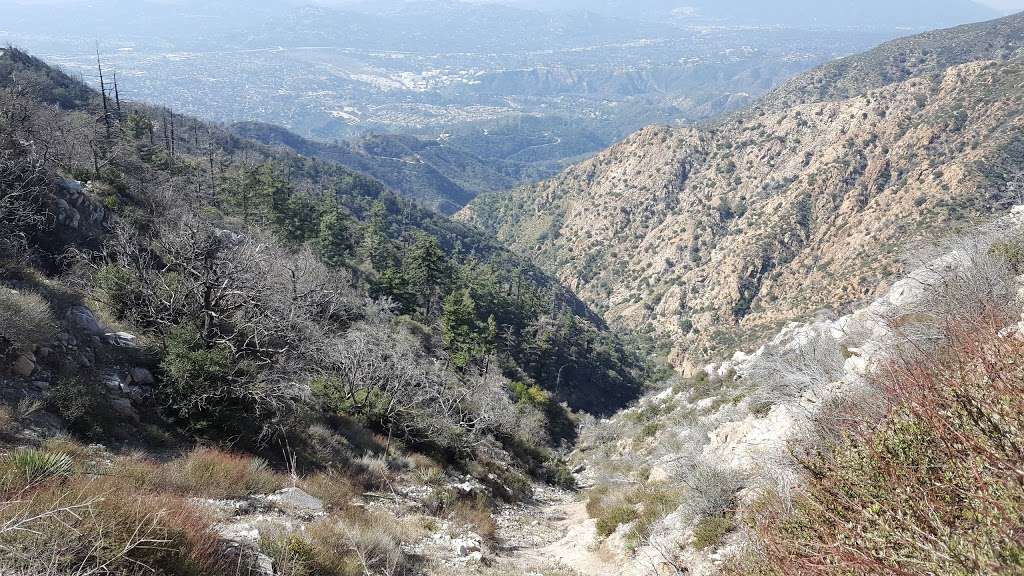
left=0, top=0, right=952, bottom=210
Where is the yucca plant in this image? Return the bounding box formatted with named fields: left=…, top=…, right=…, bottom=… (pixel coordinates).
left=2, top=448, right=74, bottom=488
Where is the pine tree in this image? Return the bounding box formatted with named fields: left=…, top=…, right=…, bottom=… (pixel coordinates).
left=442, top=288, right=480, bottom=370
left=273, top=193, right=318, bottom=245
left=316, top=201, right=355, bottom=268
left=403, top=233, right=450, bottom=317
left=359, top=202, right=394, bottom=272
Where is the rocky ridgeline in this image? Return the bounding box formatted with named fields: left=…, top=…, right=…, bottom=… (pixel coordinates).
left=574, top=206, right=1024, bottom=576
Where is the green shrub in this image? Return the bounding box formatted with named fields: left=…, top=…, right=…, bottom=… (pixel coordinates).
left=159, top=324, right=243, bottom=431
left=595, top=505, right=639, bottom=537
left=693, top=515, right=735, bottom=551
left=51, top=372, right=116, bottom=439
left=0, top=288, right=56, bottom=353
left=760, top=320, right=1024, bottom=575
left=510, top=381, right=551, bottom=408
left=95, top=263, right=146, bottom=321
left=991, top=239, right=1024, bottom=274
left=625, top=483, right=684, bottom=547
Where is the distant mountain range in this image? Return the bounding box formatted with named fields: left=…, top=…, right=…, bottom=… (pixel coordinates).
left=507, top=0, right=1002, bottom=29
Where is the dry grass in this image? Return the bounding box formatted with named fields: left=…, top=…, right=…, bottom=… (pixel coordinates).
left=452, top=497, right=498, bottom=542
left=260, top=508, right=409, bottom=576
left=302, top=470, right=359, bottom=511
left=112, top=447, right=286, bottom=499
left=0, top=288, right=56, bottom=354
left=0, top=472, right=233, bottom=575
left=0, top=404, right=13, bottom=435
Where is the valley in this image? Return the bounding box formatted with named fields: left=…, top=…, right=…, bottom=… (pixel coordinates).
left=1, top=2, right=1024, bottom=576
left=462, top=12, right=1024, bottom=372
left=1, top=0, right=898, bottom=211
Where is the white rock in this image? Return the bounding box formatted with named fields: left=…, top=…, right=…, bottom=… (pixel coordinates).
left=264, top=487, right=326, bottom=519
left=105, top=332, right=138, bottom=347
left=453, top=532, right=483, bottom=557
left=219, top=523, right=261, bottom=545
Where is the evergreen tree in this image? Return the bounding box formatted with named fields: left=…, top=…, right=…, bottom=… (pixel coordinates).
left=442, top=288, right=480, bottom=370
left=403, top=233, right=450, bottom=317
left=359, top=201, right=394, bottom=271
left=316, top=201, right=355, bottom=267
left=272, top=193, right=318, bottom=245
left=223, top=162, right=290, bottom=225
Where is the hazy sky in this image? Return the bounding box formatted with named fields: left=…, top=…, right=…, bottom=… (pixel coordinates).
left=7, top=0, right=1024, bottom=12
left=983, top=0, right=1024, bottom=10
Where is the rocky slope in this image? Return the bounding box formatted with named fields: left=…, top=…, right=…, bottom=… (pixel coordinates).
left=568, top=205, right=1024, bottom=576
left=760, top=11, right=1024, bottom=111
left=460, top=12, right=1024, bottom=371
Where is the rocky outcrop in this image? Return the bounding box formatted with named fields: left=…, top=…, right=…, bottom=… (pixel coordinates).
left=37, top=180, right=113, bottom=254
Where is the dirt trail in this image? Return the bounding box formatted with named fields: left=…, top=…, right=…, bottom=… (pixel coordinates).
left=494, top=488, right=629, bottom=576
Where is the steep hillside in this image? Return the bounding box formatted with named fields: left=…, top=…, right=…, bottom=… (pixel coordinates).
left=0, top=45, right=658, bottom=576
left=761, top=11, right=1024, bottom=111
left=0, top=45, right=647, bottom=448
left=460, top=15, right=1024, bottom=371
left=571, top=208, right=1024, bottom=575
left=232, top=122, right=556, bottom=215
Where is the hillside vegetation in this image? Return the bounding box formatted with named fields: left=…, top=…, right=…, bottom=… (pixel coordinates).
left=0, top=46, right=652, bottom=575
left=232, top=122, right=559, bottom=216
left=461, top=11, right=1024, bottom=372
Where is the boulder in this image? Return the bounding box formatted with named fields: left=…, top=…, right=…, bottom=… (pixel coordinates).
left=65, top=306, right=105, bottom=335
left=219, top=522, right=261, bottom=545
left=109, top=398, right=139, bottom=423
left=105, top=332, right=138, bottom=348
left=264, top=487, right=325, bottom=519
left=12, top=355, right=35, bottom=378
left=251, top=553, right=275, bottom=576
left=102, top=373, right=123, bottom=393
left=128, top=367, right=155, bottom=386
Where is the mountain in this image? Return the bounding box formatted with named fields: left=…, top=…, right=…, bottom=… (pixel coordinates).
left=512, top=0, right=1000, bottom=29
left=0, top=45, right=648, bottom=443
left=0, top=45, right=676, bottom=576
left=232, top=122, right=549, bottom=214
left=762, top=11, right=1024, bottom=110
left=459, top=11, right=1024, bottom=372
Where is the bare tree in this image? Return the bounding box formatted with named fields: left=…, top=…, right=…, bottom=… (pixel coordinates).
left=0, top=149, right=46, bottom=258
left=743, top=328, right=846, bottom=412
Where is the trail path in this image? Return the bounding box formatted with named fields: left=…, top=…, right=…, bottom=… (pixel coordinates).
left=492, top=487, right=628, bottom=576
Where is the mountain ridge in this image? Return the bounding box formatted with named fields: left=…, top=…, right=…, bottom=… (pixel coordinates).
left=460, top=11, right=1024, bottom=371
